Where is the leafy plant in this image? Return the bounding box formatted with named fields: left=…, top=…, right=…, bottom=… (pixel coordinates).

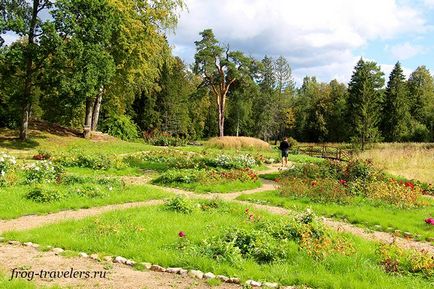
left=25, top=187, right=63, bottom=203
left=0, top=152, right=16, bottom=186
left=25, top=161, right=63, bottom=184
left=101, top=114, right=139, bottom=140
left=164, top=196, right=194, bottom=214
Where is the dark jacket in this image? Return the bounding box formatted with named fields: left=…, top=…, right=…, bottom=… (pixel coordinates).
left=279, top=140, right=289, bottom=151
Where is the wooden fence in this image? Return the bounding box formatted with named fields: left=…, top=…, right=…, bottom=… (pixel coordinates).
left=291, top=145, right=354, bottom=161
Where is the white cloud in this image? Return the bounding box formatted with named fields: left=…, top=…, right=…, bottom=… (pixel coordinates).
left=386, top=42, right=427, bottom=60
left=169, top=0, right=428, bottom=83
left=424, top=0, right=434, bottom=8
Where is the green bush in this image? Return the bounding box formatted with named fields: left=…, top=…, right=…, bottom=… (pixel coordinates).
left=74, top=186, right=108, bottom=199
left=57, top=153, right=125, bottom=170
left=26, top=188, right=63, bottom=203
left=101, top=114, right=139, bottom=141
left=164, top=196, right=194, bottom=214
left=25, top=161, right=63, bottom=184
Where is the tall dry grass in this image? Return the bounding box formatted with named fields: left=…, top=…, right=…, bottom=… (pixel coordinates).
left=358, top=143, right=434, bottom=183
left=205, top=136, right=271, bottom=151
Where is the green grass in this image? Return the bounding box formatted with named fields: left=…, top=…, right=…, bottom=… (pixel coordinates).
left=0, top=183, right=170, bottom=220
left=157, top=180, right=262, bottom=194
left=3, top=203, right=432, bottom=289
left=237, top=190, right=434, bottom=241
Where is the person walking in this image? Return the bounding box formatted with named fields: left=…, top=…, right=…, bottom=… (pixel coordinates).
left=279, top=137, right=290, bottom=167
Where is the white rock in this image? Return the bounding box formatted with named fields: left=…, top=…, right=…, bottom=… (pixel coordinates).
left=52, top=248, right=64, bottom=254
left=23, top=242, right=33, bottom=247
left=150, top=265, right=166, bottom=272
left=166, top=268, right=182, bottom=274
left=79, top=252, right=89, bottom=258
left=246, top=280, right=262, bottom=287
left=263, top=282, right=279, bottom=288
left=90, top=254, right=99, bottom=260
left=8, top=240, right=20, bottom=245
left=217, top=275, right=229, bottom=282
left=203, top=272, right=215, bottom=279
left=178, top=269, right=188, bottom=276
left=114, top=256, right=127, bottom=264
left=188, top=270, right=204, bottom=279
left=125, top=260, right=136, bottom=266
left=141, top=262, right=152, bottom=269
left=228, top=277, right=240, bottom=284
left=31, top=243, right=40, bottom=248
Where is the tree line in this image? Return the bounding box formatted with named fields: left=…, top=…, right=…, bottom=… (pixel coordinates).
left=1, top=2, right=433, bottom=145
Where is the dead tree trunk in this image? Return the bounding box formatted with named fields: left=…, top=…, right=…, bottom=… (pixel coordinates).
left=83, top=97, right=94, bottom=138
left=91, top=91, right=103, bottom=131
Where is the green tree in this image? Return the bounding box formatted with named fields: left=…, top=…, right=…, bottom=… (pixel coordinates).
left=381, top=62, right=411, bottom=141
left=1, top=0, right=57, bottom=140
left=274, top=55, right=295, bottom=95
left=347, top=58, right=385, bottom=150
left=407, top=66, right=434, bottom=141
left=326, top=79, right=349, bottom=142
left=193, top=29, right=254, bottom=137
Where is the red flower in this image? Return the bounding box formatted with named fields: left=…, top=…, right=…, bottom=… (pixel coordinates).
left=274, top=178, right=280, bottom=183
left=245, top=208, right=249, bottom=214
left=249, top=214, right=254, bottom=221
left=178, top=231, right=186, bottom=238
left=339, top=179, right=347, bottom=186
left=404, top=182, right=414, bottom=190
left=425, top=218, right=434, bottom=225
left=311, top=180, right=318, bottom=187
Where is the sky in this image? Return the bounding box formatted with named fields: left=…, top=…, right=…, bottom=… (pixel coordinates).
left=167, top=0, right=434, bottom=86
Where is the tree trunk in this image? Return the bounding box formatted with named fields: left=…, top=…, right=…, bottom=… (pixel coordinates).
left=83, top=98, right=94, bottom=138
left=91, top=92, right=103, bottom=131
left=19, top=0, right=40, bottom=141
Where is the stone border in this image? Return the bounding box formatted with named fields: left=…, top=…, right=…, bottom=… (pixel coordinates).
left=1, top=238, right=299, bottom=289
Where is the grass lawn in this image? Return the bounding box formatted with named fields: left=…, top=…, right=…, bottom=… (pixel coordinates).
left=0, top=183, right=170, bottom=220
left=237, top=190, right=434, bottom=241
left=2, top=203, right=432, bottom=289
left=156, top=179, right=262, bottom=194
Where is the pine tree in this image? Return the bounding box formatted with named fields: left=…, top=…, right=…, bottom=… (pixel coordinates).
left=347, top=58, right=385, bottom=150
left=381, top=62, right=411, bottom=141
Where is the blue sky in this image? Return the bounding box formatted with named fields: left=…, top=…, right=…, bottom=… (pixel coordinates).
left=168, top=0, right=434, bottom=86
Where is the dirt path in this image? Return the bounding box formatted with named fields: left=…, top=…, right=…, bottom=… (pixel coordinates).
left=0, top=200, right=163, bottom=234
left=0, top=243, right=239, bottom=289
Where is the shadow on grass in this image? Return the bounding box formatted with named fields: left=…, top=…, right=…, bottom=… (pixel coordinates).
left=0, top=129, right=46, bottom=150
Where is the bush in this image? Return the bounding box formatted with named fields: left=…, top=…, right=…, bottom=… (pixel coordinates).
left=143, top=130, right=188, bottom=146
left=0, top=152, right=16, bottom=186
left=279, top=177, right=352, bottom=204
left=25, top=161, right=63, bottom=184
left=154, top=169, right=203, bottom=184
left=205, top=136, right=270, bottom=150
left=164, top=196, right=194, bottom=214
left=74, top=186, right=107, bottom=199
left=101, top=114, right=139, bottom=141
left=57, top=153, right=125, bottom=170
left=206, top=154, right=257, bottom=169
left=367, top=179, right=425, bottom=208
left=26, top=187, right=63, bottom=203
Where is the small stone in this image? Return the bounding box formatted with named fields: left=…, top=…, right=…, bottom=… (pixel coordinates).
left=203, top=272, right=215, bottom=279
left=188, top=270, right=203, bottom=279
left=217, top=275, right=229, bottom=282
left=141, top=262, right=152, bottom=270
left=246, top=280, right=262, bottom=287
left=90, top=254, right=99, bottom=260
left=150, top=265, right=166, bottom=272
left=228, top=277, right=240, bottom=284
left=114, top=256, right=127, bottom=264
left=125, top=260, right=136, bottom=266
left=31, top=243, right=39, bottom=248
left=263, top=282, right=279, bottom=288
left=79, top=252, right=89, bottom=258
left=403, top=232, right=412, bottom=238
left=166, top=268, right=182, bottom=274
left=103, top=256, right=113, bottom=262
left=426, top=237, right=434, bottom=242
left=8, top=240, right=20, bottom=245
left=374, top=225, right=382, bottom=230
left=178, top=269, right=188, bottom=276
left=394, top=230, right=402, bottom=236
left=23, top=242, right=33, bottom=247
left=386, top=227, right=394, bottom=233
left=52, top=248, right=64, bottom=255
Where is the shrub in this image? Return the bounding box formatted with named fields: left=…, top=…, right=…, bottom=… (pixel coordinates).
left=279, top=177, right=352, bottom=204
left=366, top=179, right=425, bottom=208
left=101, top=114, right=138, bottom=141
left=74, top=186, right=107, bottom=198
left=57, top=153, right=125, bottom=170
left=205, top=136, right=270, bottom=150
left=25, top=161, right=63, bottom=184
left=26, top=187, right=63, bottom=203
left=164, top=196, right=194, bottom=214
left=32, top=150, right=51, bottom=160
left=378, top=243, right=433, bottom=278
left=154, top=169, right=203, bottom=184
left=143, top=130, right=188, bottom=146
left=207, top=154, right=257, bottom=169
left=0, top=152, right=16, bottom=186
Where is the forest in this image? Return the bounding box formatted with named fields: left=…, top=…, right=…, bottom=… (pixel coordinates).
left=1, top=0, right=433, bottom=147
